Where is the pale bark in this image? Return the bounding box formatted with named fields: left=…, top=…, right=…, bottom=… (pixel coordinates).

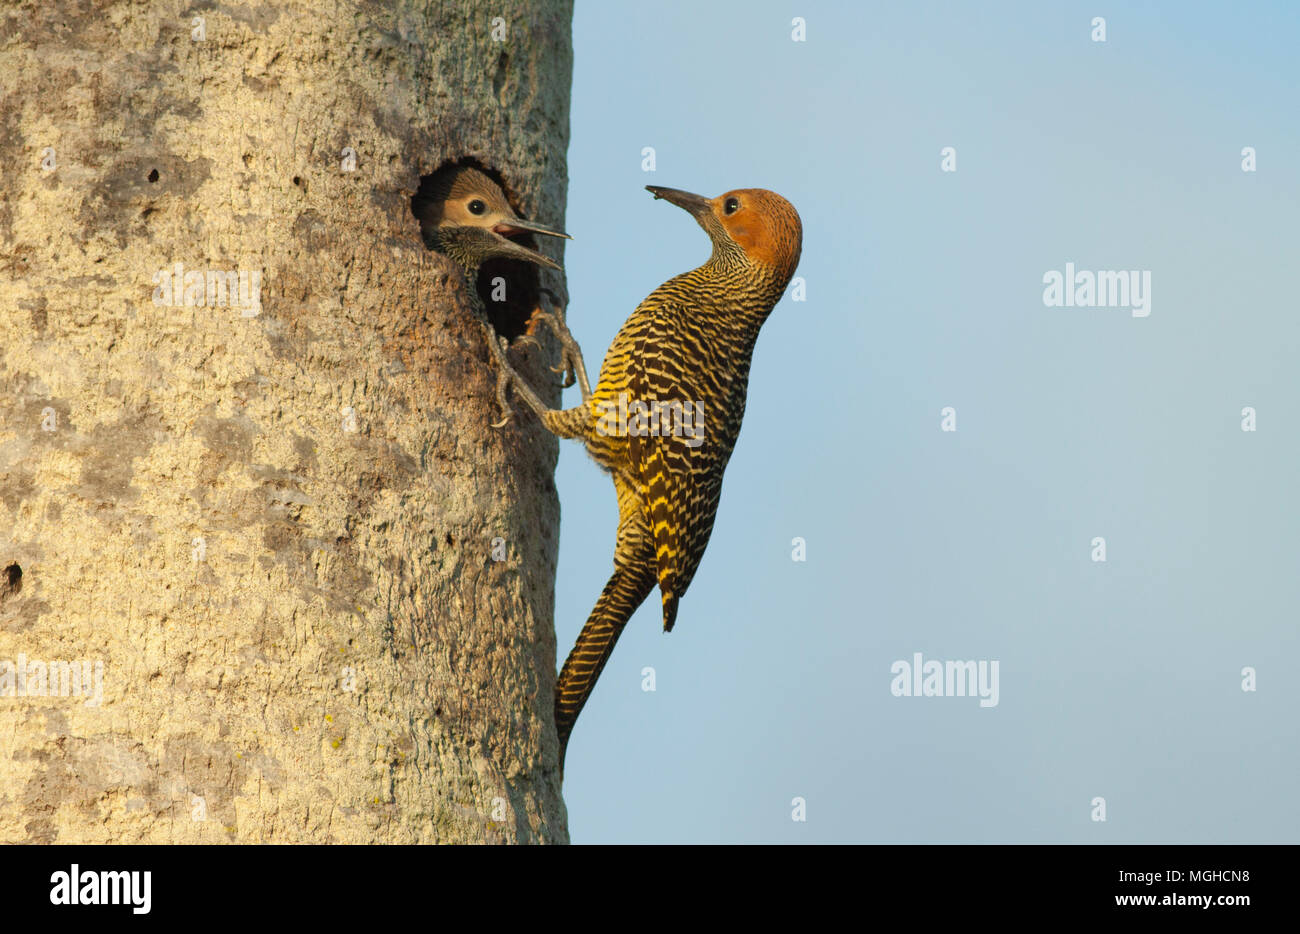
left=0, top=0, right=572, bottom=843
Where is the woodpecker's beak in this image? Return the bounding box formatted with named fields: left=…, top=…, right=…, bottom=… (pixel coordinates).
left=491, top=217, right=571, bottom=241
left=646, top=186, right=711, bottom=218
left=489, top=217, right=569, bottom=271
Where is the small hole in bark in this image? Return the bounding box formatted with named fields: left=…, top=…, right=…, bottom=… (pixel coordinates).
left=444, top=532, right=454, bottom=546
left=412, top=158, right=554, bottom=341
left=147, top=169, right=159, bottom=183
left=1, top=564, right=21, bottom=602
left=292, top=176, right=302, bottom=187
left=492, top=51, right=508, bottom=97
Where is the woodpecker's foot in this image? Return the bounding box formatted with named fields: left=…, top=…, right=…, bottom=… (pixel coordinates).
left=554, top=360, right=578, bottom=390
left=482, top=330, right=519, bottom=429
left=533, top=293, right=592, bottom=402
left=510, top=331, right=576, bottom=394
left=488, top=335, right=557, bottom=429
left=522, top=294, right=579, bottom=389
left=515, top=332, right=578, bottom=390
left=537, top=288, right=578, bottom=368
left=490, top=368, right=513, bottom=428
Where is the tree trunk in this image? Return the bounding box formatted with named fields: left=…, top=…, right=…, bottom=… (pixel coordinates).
left=0, top=0, right=572, bottom=843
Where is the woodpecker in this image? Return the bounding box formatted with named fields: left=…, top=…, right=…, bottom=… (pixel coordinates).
left=415, top=164, right=569, bottom=273
left=413, top=165, right=583, bottom=421
left=502, top=184, right=803, bottom=769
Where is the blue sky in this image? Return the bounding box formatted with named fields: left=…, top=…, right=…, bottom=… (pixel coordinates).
left=551, top=0, right=1299, bottom=842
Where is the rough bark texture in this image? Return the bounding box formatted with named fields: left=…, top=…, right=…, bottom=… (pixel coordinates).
left=0, top=0, right=572, bottom=843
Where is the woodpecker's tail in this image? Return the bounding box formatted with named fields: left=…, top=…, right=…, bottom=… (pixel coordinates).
left=661, top=591, right=679, bottom=632
left=555, top=561, right=657, bottom=771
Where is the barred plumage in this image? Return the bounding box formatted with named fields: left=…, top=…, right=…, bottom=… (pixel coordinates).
left=508, top=185, right=802, bottom=771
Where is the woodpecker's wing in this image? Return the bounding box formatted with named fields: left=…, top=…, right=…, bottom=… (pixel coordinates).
left=625, top=301, right=744, bottom=630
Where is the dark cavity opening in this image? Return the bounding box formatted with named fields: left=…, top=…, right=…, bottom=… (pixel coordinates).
left=1, top=563, right=21, bottom=602
left=412, top=157, right=553, bottom=341
left=147, top=168, right=159, bottom=183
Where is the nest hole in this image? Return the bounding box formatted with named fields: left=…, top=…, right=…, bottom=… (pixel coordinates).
left=1, top=563, right=21, bottom=602
left=412, top=157, right=549, bottom=340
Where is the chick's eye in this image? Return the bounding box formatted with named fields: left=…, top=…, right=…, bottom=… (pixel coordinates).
left=467, top=199, right=487, bottom=215
left=723, top=197, right=741, bottom=215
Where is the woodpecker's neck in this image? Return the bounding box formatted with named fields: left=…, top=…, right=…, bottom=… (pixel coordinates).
left=429, top=226, right=489, bottom=281
left=696, top=256, right=793, bottom=334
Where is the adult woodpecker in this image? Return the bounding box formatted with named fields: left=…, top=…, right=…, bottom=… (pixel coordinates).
left=413, top=165, right=585, bottom=421
left=501, top=184, right=803, bottom=770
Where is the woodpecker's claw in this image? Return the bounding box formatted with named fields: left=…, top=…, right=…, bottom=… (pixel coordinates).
left=553, top=361, right=577, bottom=388
left=510, top=332, right=575, bottom=388
left=546, top=345, right=578, bottom=387
left=532, top=294, right=591, bottom=402
left=491, top=338, right=517, bottom=428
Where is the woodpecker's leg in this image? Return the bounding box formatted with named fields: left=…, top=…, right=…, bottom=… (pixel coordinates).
left=555, top=480, right=656, bottom=771
left=496, top=382, right=591, bottom=440
left=488, top=292, right=593, bottom=430
left=475, top=318, right=527, bottom=429
left=488, top=334, right=549, bottom=429
left=488, top=341, right=592, bottom=438
left=534, top=289, right=592, bottom=403
left=510, top=291, right=591, bottom=402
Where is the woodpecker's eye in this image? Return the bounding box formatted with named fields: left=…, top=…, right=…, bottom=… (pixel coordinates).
left=723, top=197, right=741, bottom=215
left=467, top=199, right=487, bottom=215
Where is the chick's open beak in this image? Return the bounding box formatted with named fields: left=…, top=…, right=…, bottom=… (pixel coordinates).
left=489, top=216, right=569, bottom=271
left=492, top=217, right=571, bottom=241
